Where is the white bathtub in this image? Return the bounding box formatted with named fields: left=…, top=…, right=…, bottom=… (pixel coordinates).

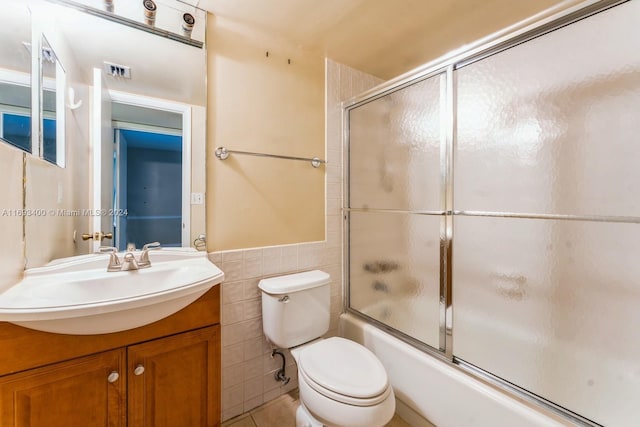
left=339, top=312, right=574, bottom=427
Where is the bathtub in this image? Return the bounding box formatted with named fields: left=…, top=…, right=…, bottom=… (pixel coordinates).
left=339, top=312, right=574, bottom=427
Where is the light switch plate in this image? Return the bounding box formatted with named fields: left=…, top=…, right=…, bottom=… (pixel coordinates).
left=191, top=192, right=204, bottom=205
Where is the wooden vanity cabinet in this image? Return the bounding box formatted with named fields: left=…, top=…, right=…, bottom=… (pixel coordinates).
left=0, top=349, right=126, bottom=427
left=128, top=326, right=220, bottom=426
left=0, top=287, right=221, bottom=427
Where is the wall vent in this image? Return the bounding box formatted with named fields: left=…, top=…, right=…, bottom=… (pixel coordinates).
left=104, top=62, right=131, bottom=79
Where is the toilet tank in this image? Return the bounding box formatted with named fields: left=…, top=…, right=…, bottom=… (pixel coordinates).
left=258, top=270, right=331, bottom=348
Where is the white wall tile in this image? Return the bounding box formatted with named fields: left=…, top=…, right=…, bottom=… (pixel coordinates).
left=208, top=252, right=222, bottom=263
left=243, top=356, right=264, bottom=380
left=243, top=317, right=263, bottom=340
left=222, top=261, right=243, bottom=282
left=222, top=322, right=246, bottom=347
left=222, top=342, right=244, bottom=368
left=327, top=149, right=341, bottom=165
left=243, top=298, right=262, bottom=320
left=222, top=404, right=243, bottom=422
left=222, top=281, right=245, bottom=304
left=243, top=395, right=264, bottom=413
left=326, top=181, right=342, bottom=200
left=243, top=376, right=263, bottom=400
left=262, top=246, right=283, bottom=275
left=222, top=362, right=244, bottom=389
left=243, top=248, right=263, bottom=260
left=280, top=245, right=298, bottom=272
left=263, top=352, right=281, bottom=374
left=222, top=301, right=244, bottom=325
left=243, top=256, right=263, bottom=279
left=223, top=383, right=244, bottom=409
left=222, top=250, right=243, bottom=262
left=298, top=243, right=324, bottom=269
left=326, top=215, right=342, bottom=233
left=263, top=371, right=281, bottom=394
left=322, top=247, right=341, bottom=266
left=243, top=278, right=261, bottom=300
left=326, top=198, right=341, bottom=215
left=244, top=336, right=267, bottom=361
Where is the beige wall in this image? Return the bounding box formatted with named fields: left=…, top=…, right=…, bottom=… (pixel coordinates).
left=206, top=15, right=325, bottom=251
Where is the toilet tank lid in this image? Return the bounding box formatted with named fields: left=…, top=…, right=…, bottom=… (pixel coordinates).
left=258, top=270, right=330, bottom=294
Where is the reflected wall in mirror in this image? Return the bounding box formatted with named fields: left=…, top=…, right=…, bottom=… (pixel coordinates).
left=23, top=0, right=207, bottom=265
left=111, top=102, right=186, bottom=251
left=0, top=3, right=32, bottom=154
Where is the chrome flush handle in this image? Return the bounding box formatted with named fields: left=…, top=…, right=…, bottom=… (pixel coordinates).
left=278, top=295, right=290, bottom=303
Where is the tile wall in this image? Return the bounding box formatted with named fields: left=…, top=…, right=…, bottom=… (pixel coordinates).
left=211, top=59, right=383, bottom=421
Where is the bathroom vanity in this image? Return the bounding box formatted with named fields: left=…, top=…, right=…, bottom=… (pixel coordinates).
left=0, top=286, right=220, bottom=426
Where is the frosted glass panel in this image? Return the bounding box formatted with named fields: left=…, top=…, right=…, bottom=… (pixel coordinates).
left=455, top=1, right=640, bottom=216
left=349, top=75, right=443, bottom=211
left=349, top=211, right=440, bottom=348
left=453, top=216, right=640, bottom=426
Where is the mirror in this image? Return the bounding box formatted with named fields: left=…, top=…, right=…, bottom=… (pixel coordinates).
left=41, top=34, right=66, bottom=166
left=0, top=3, right=32, bottom=154
left=21, top=0, right=207, bottom=266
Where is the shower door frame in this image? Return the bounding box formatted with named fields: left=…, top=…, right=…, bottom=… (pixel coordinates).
left=342, top=0, right=629, bottom=426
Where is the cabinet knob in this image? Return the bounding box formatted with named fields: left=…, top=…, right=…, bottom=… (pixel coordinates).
left=134, top=364, right=145, bottom=376
left=107, top=371, right=119, bottom=383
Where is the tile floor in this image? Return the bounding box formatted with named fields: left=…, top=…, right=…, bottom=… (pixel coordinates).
left=221, top=390, right=413, bottom=427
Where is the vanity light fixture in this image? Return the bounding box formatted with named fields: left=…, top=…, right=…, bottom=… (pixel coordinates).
left=143, top=0, right=157, bottom=26
left=46, top=0, right=204, bottom=48
left=182, top=13, right=195, bottom=36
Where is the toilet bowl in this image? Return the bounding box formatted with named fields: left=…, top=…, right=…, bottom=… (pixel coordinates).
left=292, top=337, right=395, bottom=427
left=258, top=271, right=395, bottom=427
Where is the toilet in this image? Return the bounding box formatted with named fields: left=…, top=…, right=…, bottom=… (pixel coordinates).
left=259, top=270, right=395, bottom=427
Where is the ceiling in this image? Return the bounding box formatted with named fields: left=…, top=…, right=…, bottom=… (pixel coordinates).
left=187, top=0, right=584, bottom=79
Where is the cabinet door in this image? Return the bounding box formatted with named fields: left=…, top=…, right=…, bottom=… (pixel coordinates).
left=0, top=349, right=126, bottom=427
left=128, top=326, right=220, bottom=427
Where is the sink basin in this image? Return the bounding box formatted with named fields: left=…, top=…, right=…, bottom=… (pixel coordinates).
left=0, top=248, right=224, bottom=335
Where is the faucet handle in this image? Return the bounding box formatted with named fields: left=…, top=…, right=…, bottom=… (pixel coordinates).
left=99, top=246, right=121, bottom=271
left=142, top=242, right=161, bottom=251
left=139, top=242, right=161, bottom=266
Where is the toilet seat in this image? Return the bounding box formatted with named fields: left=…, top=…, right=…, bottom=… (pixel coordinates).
left=297, top=337, right=391, bottom=406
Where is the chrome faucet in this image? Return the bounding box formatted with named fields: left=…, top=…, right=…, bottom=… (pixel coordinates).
left=138, top=242, right=161, bottom=268
left=100, top=242, right=161, bottom=272
left=99, top=246, right=122, bottom=272
left=120, top=252, right=139, bottom=271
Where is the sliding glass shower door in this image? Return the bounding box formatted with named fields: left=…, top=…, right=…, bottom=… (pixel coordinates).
left=453, top=2, right=640, bottom=425
left=347, top=74, right=445, bottom=349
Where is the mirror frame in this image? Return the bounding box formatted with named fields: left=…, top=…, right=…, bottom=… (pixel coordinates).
left=37, top=33, right=66, bottom=167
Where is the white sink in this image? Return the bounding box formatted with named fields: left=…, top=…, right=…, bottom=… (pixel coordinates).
left=0, top=248, right=224, bottom=335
